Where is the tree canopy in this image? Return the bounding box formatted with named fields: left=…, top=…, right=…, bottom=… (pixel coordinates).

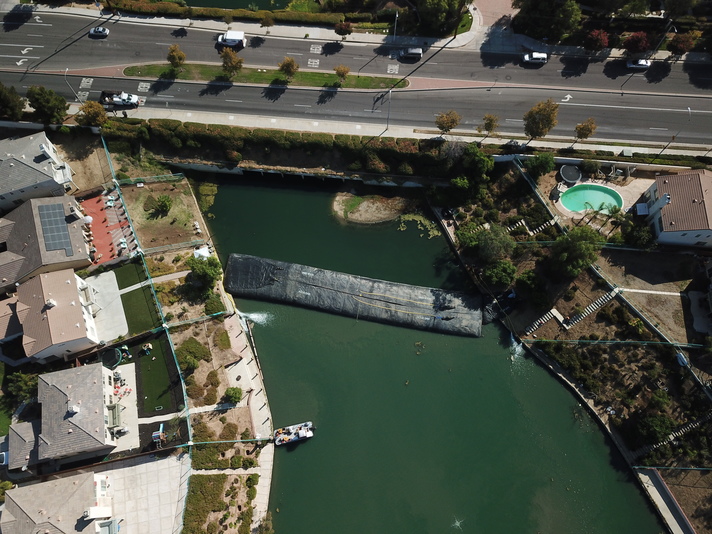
left=462, top=142, right=494, bottom=182
left=435, top=110, right=461, bottom=134
left=0, top=82, right=25, bottom=121
left=574, top=118, right=597, bottom=142
left=550, top=226, right=604, bottom=278
left=76, top=100, right=107, bottom=127
left=586, top=29, right=609, bottom=51
left=7, top=372, right=38, bottom=403
left=526, top=153, right=555, bottom=180
left=481, top=259, right=517, bottom=287
left=668, top=33, right=695, bottom=55
left=334, top=64, right=350, bottom=83
left=167, top=44, right=186, bottom=71
left=623, top=32, right=650, bottom=54
left=278, top=56, right=300, bottom=79
left=186, top=255, right=223, bottom=292
left=479, top=114, right=499, bottom=138
left=334, top=21, right=353, bottom=36
left=220, top=48, right=244, bottom=78
left=512, top=0, right=581, bottom=41
left=26, top=86, right=67, bottom=125
left=471, top=224, right=516, bottom=263
left=523, top=99, right=559, bottom=140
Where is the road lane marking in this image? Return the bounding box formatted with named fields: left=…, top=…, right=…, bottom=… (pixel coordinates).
left=294, top=104, right=311, bottom=108
left=0, top=44, right=45, bottom=48
left=562, top=102, right=712, bottom=114
left=225, top=99, right=242, bottom=103
left=505, top=119, right=524, bottom=122
left=365, top=109, right=382, bottom=113
left=0, top=54, right=40, bottom=59
left=649, top=127, right=668, bottom=130
left=27, top=34, right=44, bottom=37
left=287, top=52, right=304, bottom=55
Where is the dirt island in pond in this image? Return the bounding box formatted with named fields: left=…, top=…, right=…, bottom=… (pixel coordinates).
left=332, top=192, right=418, bottom=224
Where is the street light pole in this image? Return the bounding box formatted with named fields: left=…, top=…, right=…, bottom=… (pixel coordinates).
left=386, top=89, right=392, bottom=131
left=64, top=68, right=82, bottom=104
left=393, top=11, right=398, bottom=44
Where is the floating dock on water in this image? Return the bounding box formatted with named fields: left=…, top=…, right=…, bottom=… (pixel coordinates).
left=224, top=254, right=482, bottom=337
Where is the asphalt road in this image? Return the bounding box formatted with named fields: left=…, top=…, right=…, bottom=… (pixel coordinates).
left=3, top=12, right=712, bottom=95
left=1, top=12, right=711, bottom=144
left=4, top=69, right=710, bottom=145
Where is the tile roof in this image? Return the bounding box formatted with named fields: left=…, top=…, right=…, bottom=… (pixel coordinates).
left=17, top=270, right=86, bottom=358
left=656, top=169, right=712, bottom=232
left=1, top=471, right=96, bottom=534
left=37, top=363, right=109, bottom=461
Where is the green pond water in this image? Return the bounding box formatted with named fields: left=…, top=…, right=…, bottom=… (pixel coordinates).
left=202, top=172, right=664, bottom=534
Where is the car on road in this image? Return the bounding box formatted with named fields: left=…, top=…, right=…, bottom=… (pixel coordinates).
left=399, top=47, right=423, bottom=61
left=218, top=30, right=247, bottom=48
left=88, top=26, right=110, bottom=38
left=626, top=58, right=651, bottom=70
left=522, top=52, right=548, bottom=65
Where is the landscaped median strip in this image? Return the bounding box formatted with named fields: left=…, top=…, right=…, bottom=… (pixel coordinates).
left=123, top=64, right=408, bottom=90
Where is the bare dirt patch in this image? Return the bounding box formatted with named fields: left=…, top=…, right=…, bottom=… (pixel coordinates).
left=121, top=179, right=204, bottom=249
left=53, top=134, right=113, bottom=193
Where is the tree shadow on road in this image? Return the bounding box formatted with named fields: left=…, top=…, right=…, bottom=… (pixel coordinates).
left=3, top=4, right=34, bottom=32
left=602, top=59, right=629, bottom=79
left=262, top=85, right=287, bottom=102
left=199, top=80, right=233, bottom=96
left=322, top=41, right=344, bottom=56
left=171, top=28, right=188, bottom=38
left=316, top=85, right=338, bottom=105
left=644, top=60, right=671, bottom=84
left=149, top=78, right=175, bottom=95
left=559, top=56, right=590, bottom=78
left=682, top=60, right=712, bottom=89
left=249, top=36, right=266, bottom=48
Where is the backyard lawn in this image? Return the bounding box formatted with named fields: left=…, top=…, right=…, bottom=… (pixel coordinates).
left=121, top=286, right=162, bottom=335
left=113, top=260, right=148, bottom=290
left=131, top=336, right=177, bottom=415
left=0, top=362, right=12, bottom=435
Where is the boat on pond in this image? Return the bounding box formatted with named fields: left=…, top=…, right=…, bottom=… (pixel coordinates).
left=274, top=421, right=314, bottom=446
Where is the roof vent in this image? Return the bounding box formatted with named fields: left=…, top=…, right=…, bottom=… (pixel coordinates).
left=68, top=428, right=73, bottom=433
left=68, top=404, right=80, bottom=414
left=671, top=221, right=676, bottom=225
left=46, top=299, right=57, bottom=308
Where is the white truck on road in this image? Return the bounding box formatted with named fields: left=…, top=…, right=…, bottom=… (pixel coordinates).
left=217, top=30, right=247, bottom=48
left=99, top=91, right=140, bottom=110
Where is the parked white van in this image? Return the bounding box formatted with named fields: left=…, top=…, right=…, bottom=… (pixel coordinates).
left=218, top=31, right=247, bottom=48
left=522, top=52, right=548, bottom=64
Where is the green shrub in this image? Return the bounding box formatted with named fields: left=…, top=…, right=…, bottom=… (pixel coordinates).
left=182, top=474, right=227, bottom=534
left=204, top=386, right=218, bottom=405
left=242, top=456, right=257, bottom=468
left=231, top=455, right=243, bottom=468
left=224, top=387, right=243, bottom=403
left=204, top=294, right=226, bottom=316
left=246, top=473, right=260, bottom=487
left=205, top=370, right=220, bottom=388
left=246, top=486, right=257, bottom=501
left=216, top=328, right=231, bottom=350
left=219, top=422, right=239, bottom=441
left=176, top=337, right=211, bottom=364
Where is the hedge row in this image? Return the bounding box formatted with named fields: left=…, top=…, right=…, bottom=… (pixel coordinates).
left=102, top=118, right=454, bottom=179
left=109, top=0, right=345, bottom=25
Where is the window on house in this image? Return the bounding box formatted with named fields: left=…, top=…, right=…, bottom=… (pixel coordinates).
left=695, top=241, right=706, bottom=246
left=681, top=233, right=687, bottom=237
left=696, top=234, right=702, bottom=238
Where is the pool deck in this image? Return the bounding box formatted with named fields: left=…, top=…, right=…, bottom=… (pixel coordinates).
left=552, top=176, right=654, bottom=219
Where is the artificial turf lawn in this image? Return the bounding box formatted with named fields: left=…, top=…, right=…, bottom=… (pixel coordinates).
left=113, top=260, right=148, bottom=290
left=120, top=286, right=162, bottom=335
left=135, top=338, right=174, bottom=414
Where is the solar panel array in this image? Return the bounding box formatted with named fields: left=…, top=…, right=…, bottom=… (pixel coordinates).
left=38, top=203, right=73, bottom=256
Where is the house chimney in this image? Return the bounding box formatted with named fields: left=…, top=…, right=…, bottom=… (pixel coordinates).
left=68, top=404, right=80, bottom=415
left=649, top=193, right=671, bottom=215
left=45, top=299, right=57, bottom=308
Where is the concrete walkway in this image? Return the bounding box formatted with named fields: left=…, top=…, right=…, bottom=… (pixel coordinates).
left=119, top=270, right=190, bottom=295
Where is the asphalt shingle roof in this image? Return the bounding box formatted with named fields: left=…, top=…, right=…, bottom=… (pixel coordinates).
left=656, top=169, right=712, bottom=233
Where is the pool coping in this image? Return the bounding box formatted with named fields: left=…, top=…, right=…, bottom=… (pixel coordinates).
left=559, top=182, right=625, bottom=215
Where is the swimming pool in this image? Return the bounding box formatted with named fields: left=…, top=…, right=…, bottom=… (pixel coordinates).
left=560, top=184, right=624, bottom=213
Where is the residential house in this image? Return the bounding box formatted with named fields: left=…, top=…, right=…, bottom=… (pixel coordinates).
left=0, top=471, right=118, bottom=534
left=5, top=363, right=120, bottom=472
left=0, top=268, right=101, bottom=363
left=0, top=132, right=75, bottom=214
left=0, top=196, right=91, bottom=294
left=643, top=169, right=712, bottom=248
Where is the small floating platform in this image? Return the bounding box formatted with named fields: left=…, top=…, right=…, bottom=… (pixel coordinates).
left=274, top=421, right=314, bottom=446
